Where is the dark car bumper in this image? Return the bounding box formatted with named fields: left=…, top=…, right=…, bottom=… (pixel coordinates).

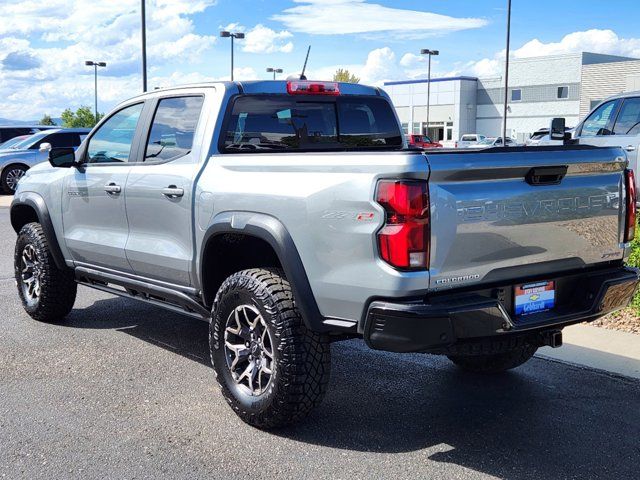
left=363, top=266, right=639, bottom=353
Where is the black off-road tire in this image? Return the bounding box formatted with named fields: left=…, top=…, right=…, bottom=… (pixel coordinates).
left=14, top=222, right=77, bottom=322
left=210, top=268, right=331, bottom=429
left=447, top=344, right=538, bottom=374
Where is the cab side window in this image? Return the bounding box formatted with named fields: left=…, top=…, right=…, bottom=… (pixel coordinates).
left=144, top=96, right=204, bottom=162
left=86, top=103, right=143, bottom=163
left=580, top=100, right=619, bottom=137
left=613, top=98, right=640, bottom=136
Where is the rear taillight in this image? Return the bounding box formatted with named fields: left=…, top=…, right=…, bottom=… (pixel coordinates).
left=624, top=169, right=636, bottom=243
left=287, top=81, right=340, bottom=95
left=376, top=180, right=430, bottom=269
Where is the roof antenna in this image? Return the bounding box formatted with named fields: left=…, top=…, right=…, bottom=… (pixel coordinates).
left=300, top=45, right=311, bottom=80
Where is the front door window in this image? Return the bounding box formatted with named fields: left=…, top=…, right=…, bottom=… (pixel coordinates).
left=86, top=103, right=144, bottom=163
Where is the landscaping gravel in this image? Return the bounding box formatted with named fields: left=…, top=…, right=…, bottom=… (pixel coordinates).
left=593, top=308, right=640, bottom=334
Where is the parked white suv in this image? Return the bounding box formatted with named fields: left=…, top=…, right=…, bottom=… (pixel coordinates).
left=574, top=91, right=640, bottom=188
left=458, top=133, right=486, bottom=148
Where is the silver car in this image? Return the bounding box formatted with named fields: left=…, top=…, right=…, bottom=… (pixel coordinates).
left=573, top=91, right=640, bottom=190
left=0, top=128, right=89, bottom=193
left=475, top=136, right=518, bottom=148
left=457, top=133, right=486, bottom=148
left=0, top=134, right=30, bottom=151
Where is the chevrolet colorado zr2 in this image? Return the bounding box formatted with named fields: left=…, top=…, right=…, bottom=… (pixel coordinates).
left=10, top=80, right=639, bottom=428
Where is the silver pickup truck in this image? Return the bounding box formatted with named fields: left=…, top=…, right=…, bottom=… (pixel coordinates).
left=10, top=80, right=639, bottom=429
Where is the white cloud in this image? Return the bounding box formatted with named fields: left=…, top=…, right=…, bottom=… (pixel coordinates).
left=359, top=47, right=396, bottom=83
left=399, top=53, right=424, bottom=69
left=308, top=47, right=435, bottom=86
left=0, top=0, right=218, bottom=120
left=273, top=0, right=487, bottom=39
left=513, top=29, right=640, bottom=59
left=459, top=29, right=640, bottom=78
left=243, top=25, right=293, bottom=54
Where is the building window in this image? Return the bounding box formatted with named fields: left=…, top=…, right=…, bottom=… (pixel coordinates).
left=511, top=89, right=522, bottom=102
left=557, top=86, right=569, bottom=99
left=401, top=123, right=409, bottom=135
left=446, top=129, right=452, bottom=140
left=590, top=99, right=603, bottom=111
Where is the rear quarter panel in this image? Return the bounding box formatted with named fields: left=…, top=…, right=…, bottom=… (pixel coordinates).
left=195, top=151, right=430, bottom=325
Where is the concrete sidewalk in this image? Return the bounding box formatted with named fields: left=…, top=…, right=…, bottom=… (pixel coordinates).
left=0, top=195, right=12, bottom=207
left=538, top=324, right=640, bottom=379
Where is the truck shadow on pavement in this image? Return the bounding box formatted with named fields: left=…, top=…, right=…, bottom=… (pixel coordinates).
left=66, top=296, right=640, bottom=480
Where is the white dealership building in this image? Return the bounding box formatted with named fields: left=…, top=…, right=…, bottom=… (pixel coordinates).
left=384, top=52, right=640, bottom=144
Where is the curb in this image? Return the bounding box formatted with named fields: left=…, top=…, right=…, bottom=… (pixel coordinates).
left=537, top=324, right=640, bottom=380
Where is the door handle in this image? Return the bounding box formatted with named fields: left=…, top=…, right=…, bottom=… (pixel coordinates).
left=625, top=145, right=636, bottom=152
left=162, top=186, right=184, bottom=198
left=104, top=183, right=121, bottom=194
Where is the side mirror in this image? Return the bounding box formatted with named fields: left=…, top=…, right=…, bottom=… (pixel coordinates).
left=39, top=142, right=52, bottom=153
left=49, top=147, right=76, bottom=168
left=550, top=117, right=566, bottom=141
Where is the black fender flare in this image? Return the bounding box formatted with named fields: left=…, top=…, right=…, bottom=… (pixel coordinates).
left=10, top=192, right=67, bottom=270
left=200, top=211, right=326, bottom=332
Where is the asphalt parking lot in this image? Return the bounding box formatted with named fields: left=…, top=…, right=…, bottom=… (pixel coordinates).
left=1, top=206, right=639, bottom=480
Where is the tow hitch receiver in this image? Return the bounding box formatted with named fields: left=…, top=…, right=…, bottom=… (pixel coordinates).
left=542, top=330, right=563, bottom=348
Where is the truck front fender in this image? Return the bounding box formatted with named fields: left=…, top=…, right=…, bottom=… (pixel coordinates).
left=10, top=192, right=67, bottom=270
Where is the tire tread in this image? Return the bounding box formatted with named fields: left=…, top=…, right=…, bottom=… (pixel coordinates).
left=15, top=222, right=76, bottom=322
left=210, top=268, right=330, bottom=429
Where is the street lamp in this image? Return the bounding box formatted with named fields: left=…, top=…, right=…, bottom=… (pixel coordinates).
left=420, top=49, right=439, bottom=139
left=85, top=61, right=107, bottom=125
left=502, top=0, right=512, bottom=146
left=266, top=67, right=283, bottom=80
left=141, top=0, right=147, bottom=92
left=220, top=30, right=245, bottom=81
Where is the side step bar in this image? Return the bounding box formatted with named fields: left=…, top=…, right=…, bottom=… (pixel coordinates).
left=75, top=266, right=210, bottom=320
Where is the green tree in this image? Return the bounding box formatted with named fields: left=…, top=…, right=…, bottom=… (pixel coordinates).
left=333, top=69, right=360, bottom=84
left=61, top=106, right=102, bottom=128
left=38, top=114, right=56, bottom=126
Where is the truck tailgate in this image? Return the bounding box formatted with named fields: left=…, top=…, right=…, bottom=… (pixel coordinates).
left=426, top=146, right=628, bottom=290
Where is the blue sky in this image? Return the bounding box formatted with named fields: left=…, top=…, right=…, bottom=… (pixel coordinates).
left=2, top=0, right=640, bottom=120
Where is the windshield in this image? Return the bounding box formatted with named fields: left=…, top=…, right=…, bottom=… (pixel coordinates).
left=10, top=131, right=51, bottom=150
left=221, top=95, right=403, bottom=152
left=478, top=138, right=496, bottom=145
left=0, top=135, right=29, bottom=149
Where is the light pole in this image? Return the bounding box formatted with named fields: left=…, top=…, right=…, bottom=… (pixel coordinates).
left=266, top=67, right=283, bottom=80
left=220, top=30, right=245, bottom=81
left=141, top=0, right=147, bottom=92
left=85, top=61, right=107, bottom=125
left=420, top=49, right=439, bottom=139
left=502, top=0, right=512, bottom=146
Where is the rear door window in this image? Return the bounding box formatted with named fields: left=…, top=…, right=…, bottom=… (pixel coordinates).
left=613, top=98, right=640, bottom=136
left=221, top=95, right=402, bottom=152
left=144, top=96, right=204, bottom=162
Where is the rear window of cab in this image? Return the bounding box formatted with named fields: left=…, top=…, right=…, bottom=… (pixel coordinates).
left=220, top=95, right=403, bottom=153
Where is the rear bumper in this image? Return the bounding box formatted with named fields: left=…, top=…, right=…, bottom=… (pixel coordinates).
left=364, top=266, right=639, bottom=353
